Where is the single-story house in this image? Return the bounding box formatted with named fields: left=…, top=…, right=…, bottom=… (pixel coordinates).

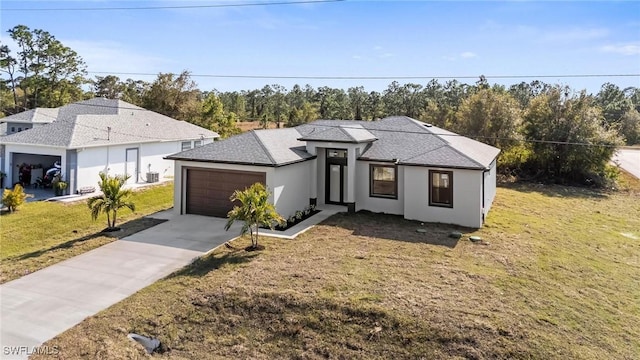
left=0, top=98, right=219, bottom=194
left=166, top=116, right=500, bottom=228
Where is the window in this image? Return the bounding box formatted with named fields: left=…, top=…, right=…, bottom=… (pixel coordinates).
left=429, top=170, right=453, bottom=207
left=327, top=149, right=347, bottom=158
left=181, top=141, right=192, bottom=151
left=17, top=127, right=22, bottom=132
left=194, top=140, right=203, bottom=148
left=10, top=127, right=15, bottom=133
left=370, top=164, right=397, bottom=198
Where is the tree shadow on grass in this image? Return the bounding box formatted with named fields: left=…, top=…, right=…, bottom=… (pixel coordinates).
left=499, top=181, right=609, bottom=200
left=13, top=217, right=168, bottom=261
left=168, top=249, right=259, bottom=278
left=320, top=211, right=469, bottom=249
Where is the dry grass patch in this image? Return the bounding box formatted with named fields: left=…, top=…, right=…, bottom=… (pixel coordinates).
left=34, top=175, right=639, bottom=359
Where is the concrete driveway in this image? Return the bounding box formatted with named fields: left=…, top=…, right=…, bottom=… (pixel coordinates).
left=614, top=148, right=640, bottom=179
left=0, top=211, right=240, bottom=359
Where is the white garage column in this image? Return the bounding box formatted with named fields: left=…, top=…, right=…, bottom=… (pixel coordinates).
left=309, top=159, right=317, bottom=206
left=346, top=148, right=357, bottom=213
left=173, top=161, right=184, bottom=215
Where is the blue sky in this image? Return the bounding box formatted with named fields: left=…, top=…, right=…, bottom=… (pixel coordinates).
left=1, top=0, right=639, bottom=94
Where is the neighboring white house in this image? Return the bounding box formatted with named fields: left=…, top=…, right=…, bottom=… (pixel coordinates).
left=167, top=116, right=500, bottom=228
left=0, top=98, right=219, bottom=194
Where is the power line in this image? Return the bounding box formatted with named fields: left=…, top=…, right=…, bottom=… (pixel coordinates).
left=88, top=71, right=640, bottom=80
left=2, top=0, right=344, bottom=12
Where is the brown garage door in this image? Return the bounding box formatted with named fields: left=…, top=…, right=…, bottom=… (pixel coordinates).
left=185, top=168, right=266, bottom=217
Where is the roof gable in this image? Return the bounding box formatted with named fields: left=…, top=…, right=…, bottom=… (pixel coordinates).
left=298, top=125, right=377, bottom=143
left=167, top=129, right=314, bottom=166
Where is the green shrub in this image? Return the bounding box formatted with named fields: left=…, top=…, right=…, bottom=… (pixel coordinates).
left=586, top=164, right=621, bottom=188
left=497, top=144, right=532, bottom=176
left=2, top=184, right=28, bottom=212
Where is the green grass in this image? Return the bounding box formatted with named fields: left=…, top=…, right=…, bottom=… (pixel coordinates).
left=0, top=183, right=174, bottom=283
left=33, top=173, right=640, bottom=359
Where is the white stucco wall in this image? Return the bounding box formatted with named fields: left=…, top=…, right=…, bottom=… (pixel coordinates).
left=139, top=141, right=183, bottom=180
left=173, top=160, right=274, bottom=215
left=3, top=144, right=66, bottom=187
left=403, top=166, right=483, bottom=228
left=271, top=161, right=312, bottom=218
left=355, top=161, right=404, bottom=215
left=483, top=159, right=497, bottom=220
left=76, top=146, right=109, bottom=189
left=76, top=141, right=187, bottom=190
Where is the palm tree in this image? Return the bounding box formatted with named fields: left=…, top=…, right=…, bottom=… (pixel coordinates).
left=87, top=172, right=136, bottom=230
left=225, top=183, right=285, bottom=250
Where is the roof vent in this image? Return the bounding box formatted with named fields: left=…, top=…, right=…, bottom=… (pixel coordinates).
left=145, top=123, right=150, bottom=126
left=424, top=123, right=433, bottom=128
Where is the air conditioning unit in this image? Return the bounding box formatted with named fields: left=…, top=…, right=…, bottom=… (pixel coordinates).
left=146, top=172, right=159, bottom=183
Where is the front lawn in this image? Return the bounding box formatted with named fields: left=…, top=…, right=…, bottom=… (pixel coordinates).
left=34, top=173, right=639, bottom=359
left=0, top=183, right=174, bottom=284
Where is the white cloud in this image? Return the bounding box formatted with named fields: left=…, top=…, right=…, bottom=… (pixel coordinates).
left=460, top=51, right=477, bottom=59
left=373, top=45, right=383, bottom=51
left=600, top=43, right=640, bottom=56
left=379, top=53, right=394, bottom=58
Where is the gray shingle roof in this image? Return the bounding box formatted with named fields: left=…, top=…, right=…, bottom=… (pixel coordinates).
left=297, top=124, right=377, bottom=143
left=0, top=98, right=218, bottom=148
left=168, top=116, right=500, bottom=170
left=167, top=128, right=314, bottom=166
left=0, top=108, right=58, bottom=124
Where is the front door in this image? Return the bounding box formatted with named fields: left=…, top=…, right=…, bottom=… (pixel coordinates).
left=326, top=149, right=348, bottom=205
left=125, top=148, right=139, bottom=184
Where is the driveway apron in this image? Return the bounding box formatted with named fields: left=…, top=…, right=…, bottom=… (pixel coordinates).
left=614, top=149, right=640, bottom=179
left=0, top=211, right=239, bottom=359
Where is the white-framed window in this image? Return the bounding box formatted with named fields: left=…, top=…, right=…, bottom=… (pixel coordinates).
left=181, top=141, right=192, bottom=152
left=194, top=140, right=203, bottom=148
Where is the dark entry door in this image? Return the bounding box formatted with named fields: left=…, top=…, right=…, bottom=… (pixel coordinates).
left=325, top=149, right=348, bottom=205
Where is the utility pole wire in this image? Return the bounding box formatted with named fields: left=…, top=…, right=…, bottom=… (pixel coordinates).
left=2, top=0, right=344, bottom=12
left=87, top=71, right=640, bottom=80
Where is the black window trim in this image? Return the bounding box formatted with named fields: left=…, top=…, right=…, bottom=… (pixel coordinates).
left=369, top=164, right=398, bottom=199
left=429, top=169, right=453, bottom=208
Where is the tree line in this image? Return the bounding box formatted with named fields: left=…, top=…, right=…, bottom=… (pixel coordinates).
left=2, top=25, right=639, bottom=187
